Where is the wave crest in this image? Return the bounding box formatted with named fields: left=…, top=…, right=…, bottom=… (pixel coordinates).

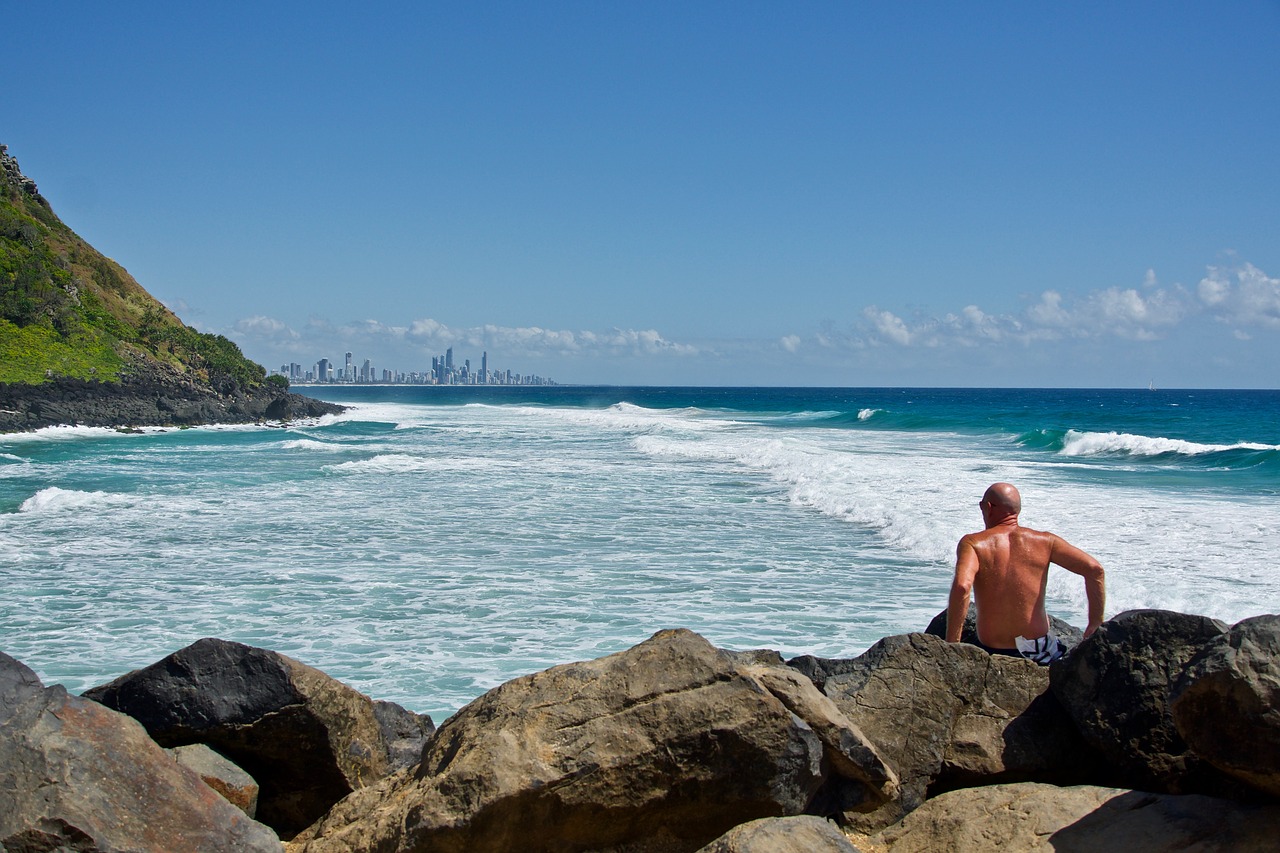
left=1060, top=429, right=1279, bottom=458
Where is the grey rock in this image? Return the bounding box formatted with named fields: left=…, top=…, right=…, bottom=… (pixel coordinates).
left=823, top=632, right=1102, bottom=832
left=84, top=638, right=395, bottom=839
left=371, top=699, right=435, bottom=771
left=1049, top=609, right=1238, bottom=795
left=1171, top=613, right=1280, bottom=798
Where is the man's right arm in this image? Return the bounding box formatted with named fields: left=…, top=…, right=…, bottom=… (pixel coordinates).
left=947, top=537, right=980, bottom=642
left=1050, top=535, right=1106, bottom=637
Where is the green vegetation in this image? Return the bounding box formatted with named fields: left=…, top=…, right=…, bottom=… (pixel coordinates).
left=0, top=176, right=270, bottom=388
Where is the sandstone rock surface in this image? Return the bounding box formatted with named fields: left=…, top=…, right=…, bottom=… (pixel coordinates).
left=1171, top=613, right=1280, bottom=797
left=871, top=782, right=1280, bottom=852
left=1, top=650, right=281, bottom=852
left=1049, top=609, right=1233, bottom=795
left=822, top=633, right=1100, bottom=832
left=695, top=815, right=861, bottom=853
left=171, top=743, right=261, bottom=818
left=289, top=629, right=897, bottom=853
left=83, top=638, right=395, bottom=838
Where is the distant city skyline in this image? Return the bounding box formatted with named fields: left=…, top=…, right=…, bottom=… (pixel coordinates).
left=279, top=346, right=555, bottom=386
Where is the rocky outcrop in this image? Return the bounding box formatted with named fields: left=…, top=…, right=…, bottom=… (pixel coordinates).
left=696, top=815, right=861, bottom=853
left=289, top=629, right=897, bottom=853
left=1170, top=614, right=1280, bottom=797
left=869, top=782, right=1280, bottom=852
left=372, top=698, right=437, bottom=772
left=819, top=633, right=1102, bottom=832
left=1, top=650, right=281, bottom=852
left=1049, top=609, right=1238, bottom=795
left=0, top=356, right=343, bottom=433
left=83, top=638, right=413, bottom=839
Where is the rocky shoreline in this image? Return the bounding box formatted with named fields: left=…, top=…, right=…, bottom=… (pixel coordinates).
left=0, top=358, right=344, bottom=433
left=3, top=608, right=1277, bottom=852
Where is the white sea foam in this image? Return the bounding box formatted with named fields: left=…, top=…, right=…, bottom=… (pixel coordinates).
left=1061, top=429, right=1278, bottom=457
left=279, top=438, right=355, bottom=452
left=18, top=486, right=134, bottom=514
left=858, top=408, right=879, bottom=421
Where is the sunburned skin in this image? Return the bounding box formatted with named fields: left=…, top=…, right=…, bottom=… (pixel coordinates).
left=947, top=482, right=1106, bottom=650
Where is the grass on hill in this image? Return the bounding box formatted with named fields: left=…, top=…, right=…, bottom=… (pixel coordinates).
left=0, top=174, right=269, bottom=388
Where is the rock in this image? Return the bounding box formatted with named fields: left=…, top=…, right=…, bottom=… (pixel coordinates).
left=1170, top=614, right=1280, bottom=798
left=1049, top=609, right=1237, bottom=795
left=289, top=629, right=897, bottom=853
left=822, top=633, right=1102, bottom=833
left=923, top=605, right=1085, bottom=650
left=696, top=815, right=862, bottom=853
left=870, top=782, right=1280, bottom=852
left=83, top=638, right=395, bottom=839
left=172, top=743, right=261, bottom=818
left=371, top=698, right=436, bottom=771
left=1, top=650, right=281, bottom=852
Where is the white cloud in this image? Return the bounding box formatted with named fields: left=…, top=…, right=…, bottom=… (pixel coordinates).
left=863, top=307, right=914, bottom=345
left=1198, top=262, right=1280, bottom=330
left=233, top=315, right=299, bottom=339
left=780, top=334, right=801, bottom=353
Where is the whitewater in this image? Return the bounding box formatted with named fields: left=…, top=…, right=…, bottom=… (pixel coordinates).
left=2, top=386, right=1277, bottom=722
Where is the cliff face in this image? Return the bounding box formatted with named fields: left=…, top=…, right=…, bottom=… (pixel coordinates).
left=0, top=144, right=342, bottom=431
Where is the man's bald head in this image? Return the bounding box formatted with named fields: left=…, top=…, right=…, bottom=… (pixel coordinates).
left=982, top=482, right=1022, bottom=515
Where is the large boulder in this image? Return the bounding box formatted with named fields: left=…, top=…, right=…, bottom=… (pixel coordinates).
left=171, top=743, right=261, bottom=818
left=1170, top=614, right=1280, bottom=798
left=1, top=650, right=281, bottom=852
left=83, top=638, right=407, bottom=838
left=371, top=698, right=436, bottom=771
left=821, top=632, right=1102, bottom=832
left=289, top=629, right=897, bottom=853
left=869, top=782, right=1280, bottom=852
left=1049, top=609, right=1237, bottom=795
left=695, top=815, right=861, bottom=853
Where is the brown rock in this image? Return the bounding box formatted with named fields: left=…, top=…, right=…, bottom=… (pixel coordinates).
left=871, top=782, right=1280, bottom=852
left=290, top=629, right=896, bottom=853
left=0, top=650, right=281, bottom=852
left=696, top=815, right=863, bottom=853
left=822, top=633, right=1101, bottom=832
left=171, top=743, right=261, bottom=817
left=1171, top=614, right=1280, bottom=798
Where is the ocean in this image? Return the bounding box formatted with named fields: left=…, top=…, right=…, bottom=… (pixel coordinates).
left=2, top=386, right=1277, bottom=722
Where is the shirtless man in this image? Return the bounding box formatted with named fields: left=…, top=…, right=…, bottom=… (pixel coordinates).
left=946, top=482, right=1106, bottom=663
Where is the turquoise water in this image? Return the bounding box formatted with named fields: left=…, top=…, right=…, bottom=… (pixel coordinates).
left=2, top=386, right=1277, bottom=721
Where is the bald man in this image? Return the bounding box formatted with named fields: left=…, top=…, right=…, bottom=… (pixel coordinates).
left=946, top=482, right=1106, bottom=664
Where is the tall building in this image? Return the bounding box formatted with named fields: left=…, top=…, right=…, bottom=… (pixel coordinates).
left=481, top=351, right=488, bottom=384
left=317, top=358, right=331, bottom=383
left=445, top=347, right=454, bottom=371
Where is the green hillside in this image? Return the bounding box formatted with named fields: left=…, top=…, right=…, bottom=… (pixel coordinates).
left=0, top=144, right=275, bottom=389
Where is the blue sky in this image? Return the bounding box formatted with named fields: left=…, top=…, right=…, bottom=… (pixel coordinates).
left=4, top=3, right=1278, bottom=386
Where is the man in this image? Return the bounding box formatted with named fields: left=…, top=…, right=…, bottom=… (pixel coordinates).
left=946, top=482, right=1105, bottom=664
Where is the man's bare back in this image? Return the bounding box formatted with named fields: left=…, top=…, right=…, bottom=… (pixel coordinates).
left=947, top=483, right=1106, bottom=653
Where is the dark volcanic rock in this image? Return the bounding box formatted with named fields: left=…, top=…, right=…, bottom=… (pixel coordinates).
left=821, top=632, right=1103, bottom=833
left=1049, top=609, right=1239, bottom=796
left=0, top=358, right=343, bottom=433
left=83, top=638, right=397, bottom=839
left=289, top=629, right=897, bottom=853
left=923, top=604, right=1085, bottom=651
left=1170, top=614, right=1280, bottom=798
left=1, top=650, right=281, bottom=852
left=371, top=698, right=436, bottom=772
